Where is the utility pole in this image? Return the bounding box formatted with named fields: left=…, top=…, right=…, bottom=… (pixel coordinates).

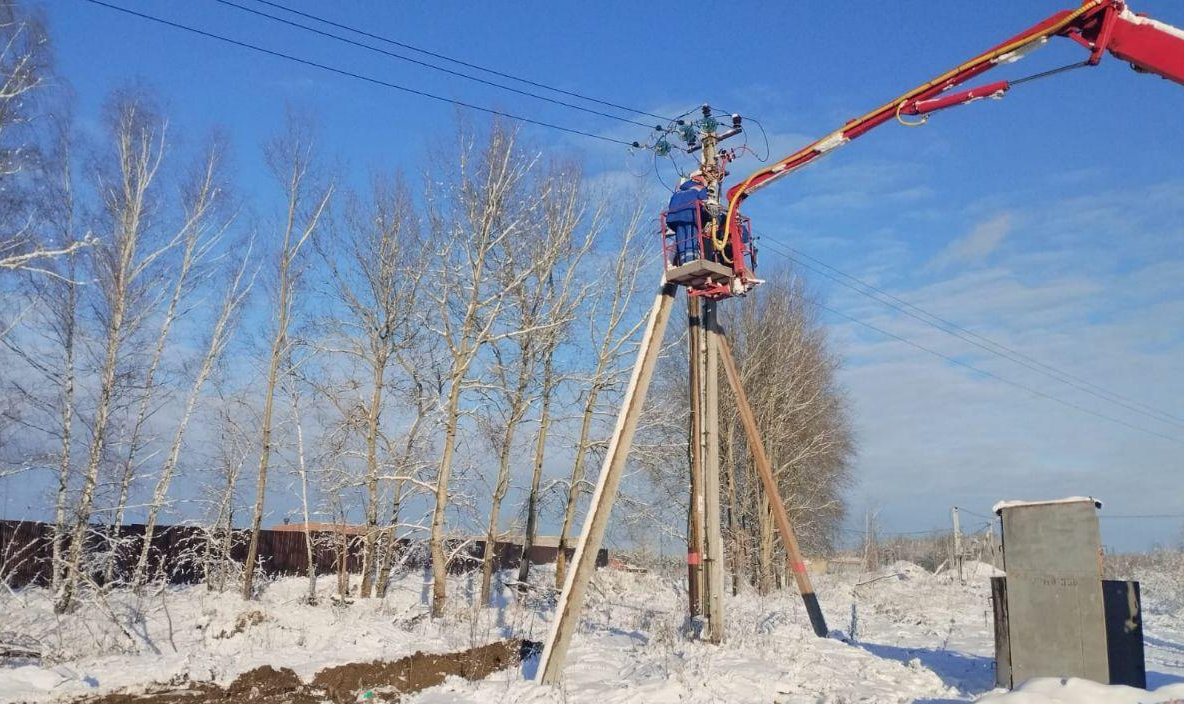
left=686, top=297, right=704, bottom=619
left=538, top=103, right=828, bottom=684
left=694, top=105, right=726, bottom=643
left=951, top=506, right=964, bottom=583
left=700, top=299, right=724, bottom=643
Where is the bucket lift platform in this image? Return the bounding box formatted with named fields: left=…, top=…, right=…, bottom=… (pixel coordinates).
left=664, top=258, right=736, bottom=290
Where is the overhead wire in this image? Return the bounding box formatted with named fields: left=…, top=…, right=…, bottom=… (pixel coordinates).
left=1101, top=513, right=1184, bottom=520
left=80, top=0, right=639, bottom=148
left=210, top=0, right=658, bottom=131
left=750, top=264, right=1184, bottom=447
left=90, top=0, right=1183, bottom=446
left=247, top=0, right=679, bottom=124
left=954, top=506, right=996, bottom=520
left=754, top=240, right=1184, bottom=431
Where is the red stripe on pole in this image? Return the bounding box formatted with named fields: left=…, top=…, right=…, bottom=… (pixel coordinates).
left=687, top=552, right=701, bottom=565
left=790, top=561, right=807, bottom=574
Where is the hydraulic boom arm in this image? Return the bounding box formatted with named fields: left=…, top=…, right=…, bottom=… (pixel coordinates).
left=724, top=0, right=1184, bottom=243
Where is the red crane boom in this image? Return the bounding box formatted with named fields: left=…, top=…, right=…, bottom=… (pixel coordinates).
left=716, top=0, right=1184, bottom=296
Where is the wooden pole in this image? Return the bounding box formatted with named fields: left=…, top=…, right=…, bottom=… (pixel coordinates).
left=537, top=279, right=678, bottom=684
left=686, top=296, right=704, bottom=617
left=717, top=333, right=829, bottom=637
left=701, top=300, right=725, bottom=643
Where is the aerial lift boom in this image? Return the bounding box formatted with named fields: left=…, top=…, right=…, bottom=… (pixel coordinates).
left=717, top=0, right=1184, bottom=297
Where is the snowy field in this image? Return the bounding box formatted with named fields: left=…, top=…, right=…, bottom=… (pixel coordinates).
left=2, top=559, right=1183, bottom=703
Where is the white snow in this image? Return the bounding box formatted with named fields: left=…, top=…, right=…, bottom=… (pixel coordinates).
left=2, top=557, right=1183, bottom=704
left=992, top=496, right=1103, bottom=514
left=814, top=130, right=849, bottom=154
left=1120, top=8, right=1184, bottom=44
left=978, top=677, right=1184, bottom=703
left=993, top=37, right=1049, bottom=65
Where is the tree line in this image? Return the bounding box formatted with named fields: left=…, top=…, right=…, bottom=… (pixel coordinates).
left=0, top=0, right=854, bottom=614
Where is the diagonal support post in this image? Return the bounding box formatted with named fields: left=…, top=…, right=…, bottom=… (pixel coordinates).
left=718, top=333, right=829, bottom=637
left=536, top=278, right=679, bottom=684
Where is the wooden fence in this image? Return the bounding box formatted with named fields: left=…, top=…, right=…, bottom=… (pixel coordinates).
left=0, top=520, right=606, bottom=589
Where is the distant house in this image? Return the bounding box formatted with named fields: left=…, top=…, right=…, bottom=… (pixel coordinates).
left=826, top=556, right=863, bottom=575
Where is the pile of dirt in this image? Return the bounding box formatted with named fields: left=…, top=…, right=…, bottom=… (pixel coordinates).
left=313, top=639, right=523, bottom=702
left=65, top=639, right=524, bottom=704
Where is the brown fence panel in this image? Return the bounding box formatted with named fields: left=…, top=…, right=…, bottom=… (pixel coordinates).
left=0, top=521, right=609, bottom=589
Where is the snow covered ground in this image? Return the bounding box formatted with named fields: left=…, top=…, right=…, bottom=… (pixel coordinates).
left=2, top=559, right=1183, bottom=703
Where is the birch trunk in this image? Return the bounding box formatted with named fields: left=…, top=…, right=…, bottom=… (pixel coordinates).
left=479, top=347, right=533, bottom=604
left=111, top=151, right=221, bottom=584
left=51, top=259, right=77, bottom=595
left=429, top=379, right=464, bottom=615
left=132, top=245, right=252, bottom=587
left=375, top=382, right=426, bottom=597
left=517, top=351, right=554, bottom=588
left=242, top=124, right=331, bottom=600
left=359, top=358, right=385, bottom=598
left=58, top=101, right=166, bottom=612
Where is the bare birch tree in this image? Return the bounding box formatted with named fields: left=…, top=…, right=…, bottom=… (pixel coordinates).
left=242, top=118, right=333, bottom=599
left=2, top=116, right=83, bottom=594
left=130, top=237, right=254, bottom=587
left=57, top=95, right=177, bottom=612
left=512, top=164, right=597, bottom=588
left=554, top=205, right=652, bottom=587
left=721, top=271, right=854, bottom=590
left=423, top=121, right=541, bottom=616
left=107, top=141, right=229, bottom=581
left=0, top=0, right=92, bottom=275
left=318, top=176, right=422, bottom=598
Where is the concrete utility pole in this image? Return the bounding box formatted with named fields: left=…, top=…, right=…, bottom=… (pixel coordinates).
left=686, top=297, right=704, bottom=618
left=693, top=106, right=727, bottom=643
left=699, top=299, right=725, bottom=642
left=951, top=506, right=964, bottom=583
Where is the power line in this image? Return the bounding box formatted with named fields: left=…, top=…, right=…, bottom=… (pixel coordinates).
left=755, top=274, right=1184, bottom=447
left=954, top=506, right=995, bottom=520
left=757, top=239, right=1184, bottom=431
left=248, top=0, right=677, bottom=124
left=838, top=526, right=947, bottom=536
left=81, top=0, right=638, bottom=148
left=1101, top=513, right=1184, bottom=520
left=210, top=0, right=657, bottom=131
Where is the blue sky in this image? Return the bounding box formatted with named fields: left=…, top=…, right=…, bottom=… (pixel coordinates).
left=43, top=0, right=1184, bottom=551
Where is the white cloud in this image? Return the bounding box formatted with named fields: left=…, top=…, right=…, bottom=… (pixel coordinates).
left=814, top=185, right=1184, bottom=551
left=929, top=213, right=1012, bottom=270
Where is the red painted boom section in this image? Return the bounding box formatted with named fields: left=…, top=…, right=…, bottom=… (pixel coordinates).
left=721, top=0, right=1184, bottom=262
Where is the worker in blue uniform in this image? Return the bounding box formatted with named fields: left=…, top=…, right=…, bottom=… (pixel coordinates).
left=665, top=173, right=708, bottom=265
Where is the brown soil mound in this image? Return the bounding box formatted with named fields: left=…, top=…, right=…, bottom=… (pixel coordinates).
left=312, top=639, right=521, bottom=702
left=63, top=639, right=523, bottom=704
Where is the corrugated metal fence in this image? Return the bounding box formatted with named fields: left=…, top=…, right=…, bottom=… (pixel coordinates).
left=0, top=520, right=605, bottom=589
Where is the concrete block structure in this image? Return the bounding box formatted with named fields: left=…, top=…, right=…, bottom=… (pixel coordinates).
left=991, top=497, right=1144, bottom=689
